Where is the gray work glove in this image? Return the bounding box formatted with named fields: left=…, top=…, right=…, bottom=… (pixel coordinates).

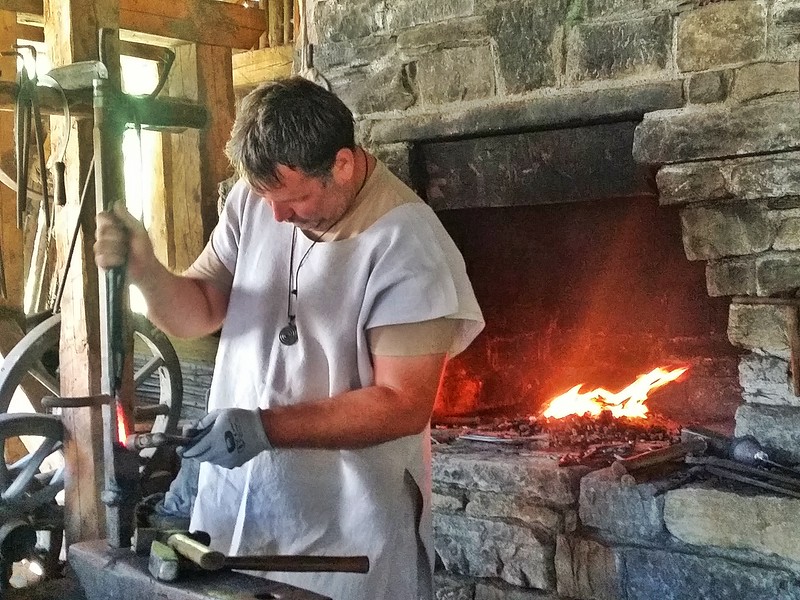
left=179, top=408, right=272, bottom=469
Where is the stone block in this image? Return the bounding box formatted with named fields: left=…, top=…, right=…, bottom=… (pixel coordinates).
left=414, top=45, right=496, bottom=105
left=435, top=572, right=475, bottom=600
left=676, top=1, right=766, bottom=72
left=566, top=15, right=671, bottom=82
left=768, top=1, right=800, bottom=60
left=434, top=513, right=556, bottom=590
left=313, top=1, right=382, bottom=44
left=484, top=0, right=571, bottom=94
left=655, top=161, right=729, bottom=206
left=372, top=80, right=683, bottom=144
left=578, top=468, right=666, bottom=540
left=555, top=535, right=623, bottom=600
left=728, top=302, right=791, bottom=355
left=706, top=258, right=757, bottom=296
left=313, top=37, right=396, bottom=71
left=465, top=491, right=563, bottom=534
left=387, top=0, right=475, bottom=30
left=633, top=99, right=800, bottom=165
left=731, top=62, right=799, bottom=102
left=327, top=65, right=416, bottom=116
left=432, top=450, right=587, bottom=508
left=622, top=547, right=800, bottom=600
left=680, top=205, right=775, bottom=260
left=397, top=16, right=489, bottom=52
left=729, top=152, right=800, bottom=200
left=756, top=252, right=800, bottom=295
left=665, top=484, right=800, bottom=563
left=739, top=352, right=799, bottom=407
left=686, top=70, right=729, bottom=104
left=735, top=403, right=800, bottom=463
left=775, top=218, right=800, bottom=251
left=585, top=0, right=646, bottom=18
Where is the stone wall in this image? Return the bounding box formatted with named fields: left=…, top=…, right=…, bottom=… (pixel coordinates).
left=432, top=445, right=800, bottom=600
left=306, top=0, right=800, bottom=597
left=308, top=0, right=800, bottom=470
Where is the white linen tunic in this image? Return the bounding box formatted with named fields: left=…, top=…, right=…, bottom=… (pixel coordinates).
left=190, top=164, right=483, bottom=600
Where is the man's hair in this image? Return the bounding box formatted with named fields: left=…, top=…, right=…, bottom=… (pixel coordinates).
left=225, top=77, right=356, bottom=190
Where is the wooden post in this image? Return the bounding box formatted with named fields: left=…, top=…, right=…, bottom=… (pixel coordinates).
left=44, top=0, right=118, bottom=545
left=268, top=0, right=283, bottom=49
left=0, top=12, right=24, bottom=310
left=161, top=43, right=234, bottom=271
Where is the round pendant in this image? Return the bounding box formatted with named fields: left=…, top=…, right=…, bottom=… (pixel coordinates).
left=279, top=323, right=298, bottom=346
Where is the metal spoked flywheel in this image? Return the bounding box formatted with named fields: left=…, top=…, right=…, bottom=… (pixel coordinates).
left=0, top=312, right=183, bottom=435
left=0, top=413, right=65, bottom=585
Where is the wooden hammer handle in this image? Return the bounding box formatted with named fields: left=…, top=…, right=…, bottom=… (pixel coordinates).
left=223, top=555, right=370, bottom=573
left=167, top=533, right=225, bottom=571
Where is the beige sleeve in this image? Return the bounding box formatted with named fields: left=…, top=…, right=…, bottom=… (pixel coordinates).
left=182, top=240, right=234, bottom=293
left=367, top=318, right=459, bottom=357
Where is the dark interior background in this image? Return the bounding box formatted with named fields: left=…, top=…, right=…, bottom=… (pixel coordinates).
left=433, top=197, right=742, bottom=431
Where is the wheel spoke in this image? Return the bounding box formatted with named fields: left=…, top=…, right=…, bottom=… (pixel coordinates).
left=134, top=356, right=165, bottom=387
left=3, top=437, right=60, bottom=501
left=28, top=366, right=60, bottom=396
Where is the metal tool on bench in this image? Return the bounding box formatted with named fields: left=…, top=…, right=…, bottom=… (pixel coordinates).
left=682, top=427, right=799, bottom=473
left=140, top=527, right=370, bottom=582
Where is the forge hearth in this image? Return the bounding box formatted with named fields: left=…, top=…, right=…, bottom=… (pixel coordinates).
left=423, top=122, right=743, bottom=433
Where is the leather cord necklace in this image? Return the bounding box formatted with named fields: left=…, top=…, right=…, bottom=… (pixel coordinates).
left=279, top=148, right=369, bottom=346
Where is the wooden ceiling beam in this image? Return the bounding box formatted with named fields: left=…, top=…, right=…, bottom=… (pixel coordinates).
left=3, top=0, right=266, bottom=49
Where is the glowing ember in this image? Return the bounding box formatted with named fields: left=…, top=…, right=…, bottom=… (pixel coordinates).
left=115, top=401, right=129, bottom=443
left=541, top=366, right=689, bottom=420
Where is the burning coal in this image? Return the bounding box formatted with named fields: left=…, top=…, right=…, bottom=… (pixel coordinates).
left=541, top=366, right=689, bottom=420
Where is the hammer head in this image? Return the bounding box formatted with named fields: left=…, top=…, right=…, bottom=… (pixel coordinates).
left=148, top=540, right=179, bottom=582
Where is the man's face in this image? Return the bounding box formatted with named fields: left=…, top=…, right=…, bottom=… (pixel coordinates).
left=256, top=163, right=351, bottom=231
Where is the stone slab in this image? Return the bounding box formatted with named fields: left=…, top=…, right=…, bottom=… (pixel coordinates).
left=432, top=449, right=587, bottom=508
left=484, top=0, right=571, bottom=93
left=739, top=352, right=799, bottom=407
left=578, top=467, right=666, bottom=540
left=555, top=535, right=622, bottom=600
left=623, top=547, right=800, bottom=600
left=465, top=491, right=564, bottom=534
left=680, top=204, right=775, bottom=260
left=735, top=403, right=800, bottom=463
left=566, top=15, right=671, bottom=82
left=665, top=485, right=800, bottom=563
left=634, top=99, right=800, bottom=165
left=368, top=80, right=684, bottom=143
left=419, top=121, right=653, bottom=210
left=676, top=1, right=766, bottom=72
left=434, top=513, right=555, bottom=590
left=728, top=302, right=791, bottom=357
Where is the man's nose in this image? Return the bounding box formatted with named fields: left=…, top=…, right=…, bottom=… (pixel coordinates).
left=270, top=203, right=294, bottom=222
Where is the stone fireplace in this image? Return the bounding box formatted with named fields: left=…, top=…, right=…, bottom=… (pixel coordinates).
left=308, top=0, right=800, bottom=597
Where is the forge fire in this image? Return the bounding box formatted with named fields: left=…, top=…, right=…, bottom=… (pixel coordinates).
left=432, top=365, right=691, bottom=469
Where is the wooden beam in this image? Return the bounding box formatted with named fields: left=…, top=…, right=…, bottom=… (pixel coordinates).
left=3, top=0, right=266, bottom=49
left=232, top=45, right=292, bottom=89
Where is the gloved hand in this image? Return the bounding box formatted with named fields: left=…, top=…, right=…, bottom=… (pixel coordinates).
left=179, top=408, right=272, bottom=469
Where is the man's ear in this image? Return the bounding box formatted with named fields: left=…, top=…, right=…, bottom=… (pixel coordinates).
left=331, top=147, right=356, bottom=186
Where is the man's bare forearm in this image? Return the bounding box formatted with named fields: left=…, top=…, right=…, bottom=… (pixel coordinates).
left=260, top=353, right=446, bottom=449
left=134, top=263, right=227, bottom=338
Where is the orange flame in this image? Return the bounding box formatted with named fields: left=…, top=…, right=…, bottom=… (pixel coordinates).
left=541, top=366, right=689, bottom=420
left=115, top=402, right=129, bottom=443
